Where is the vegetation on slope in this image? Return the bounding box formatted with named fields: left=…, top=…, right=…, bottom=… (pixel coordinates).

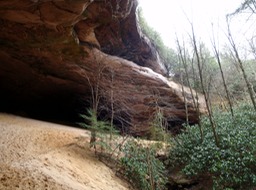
left=79, top=2, right=256, bottom=189
left=169, top=103, right=256, bottom=189
left=81, top=102, right=256, bottom=189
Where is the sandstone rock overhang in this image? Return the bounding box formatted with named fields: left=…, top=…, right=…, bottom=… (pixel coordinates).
left=0, top=0, right=206, bottom=135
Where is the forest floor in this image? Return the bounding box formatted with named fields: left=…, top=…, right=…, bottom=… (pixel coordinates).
left=0, top=113, right=132, bottom=190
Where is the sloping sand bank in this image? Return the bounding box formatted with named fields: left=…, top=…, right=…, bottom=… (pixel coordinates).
left=0, top=113, right=131, bottom=190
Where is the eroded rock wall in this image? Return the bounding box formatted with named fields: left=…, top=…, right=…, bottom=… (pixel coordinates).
left=0, top=0, right=205, bottom=134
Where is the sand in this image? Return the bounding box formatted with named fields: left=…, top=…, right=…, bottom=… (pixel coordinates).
left=0, top=113, right=131, bottom=190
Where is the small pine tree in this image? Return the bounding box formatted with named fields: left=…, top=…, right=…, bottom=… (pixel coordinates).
left=79, top=109, right=118, bottom=153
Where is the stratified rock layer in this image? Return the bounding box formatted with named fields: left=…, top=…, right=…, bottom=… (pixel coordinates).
left=0, top=0, right=205, bottom=135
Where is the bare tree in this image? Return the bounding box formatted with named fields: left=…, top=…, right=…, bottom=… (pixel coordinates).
left=176, top=36, right=204, bottom=141
left=190, top=24, right=219, bottom=146
left=226, top=19, right=256, bottom=111
left=211, top=27, right=234, bottom=116
left=84, top=54, right=106, bottom=149
left=229, top=0, right=256, bottom=15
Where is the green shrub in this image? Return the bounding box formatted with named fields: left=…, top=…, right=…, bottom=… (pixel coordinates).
left=79, top=109, right=118, bottom=153
left=169, top=103, right=256, bottom=189
left=120, top=140, right=167, bottom=190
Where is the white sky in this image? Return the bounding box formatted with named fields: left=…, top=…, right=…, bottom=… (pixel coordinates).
left=138, top=0, right=256, bottom=51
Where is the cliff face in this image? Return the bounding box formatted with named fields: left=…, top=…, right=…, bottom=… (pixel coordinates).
left=0, top=0, right=205, bottom=135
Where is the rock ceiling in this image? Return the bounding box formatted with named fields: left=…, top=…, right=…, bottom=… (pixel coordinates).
left=0, top=0, right=205, bottom=135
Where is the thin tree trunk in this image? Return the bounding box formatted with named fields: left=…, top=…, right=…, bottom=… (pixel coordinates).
left=212, top=82, right=229, bottom=111
left=226, top=21, right=256, bottom=111
left=191, top=25, right=219, bottom=147
left=211, top=30, right=234, bottom=116
left=176, top=37, right=204, bottom=141
left=110, top=70, right=115, bottom=140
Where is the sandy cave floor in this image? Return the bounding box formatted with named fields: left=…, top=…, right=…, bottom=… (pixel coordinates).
left=0, top=113, right=132, bottom=190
